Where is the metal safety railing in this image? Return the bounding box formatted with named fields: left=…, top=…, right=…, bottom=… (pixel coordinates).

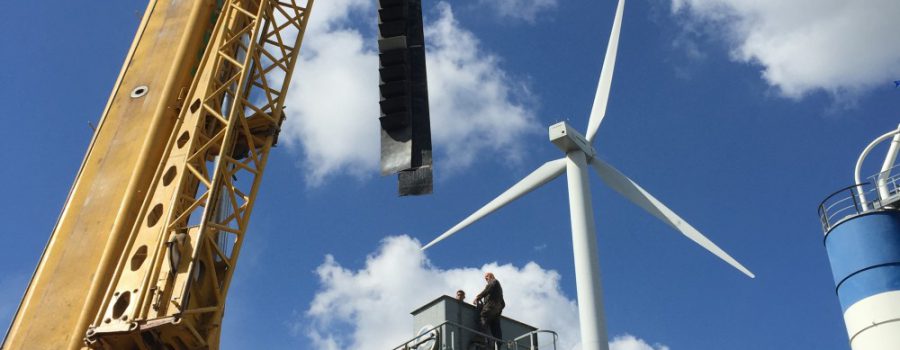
left=818, top=183, right=874, bottom=233
left=511, top=331, right=559, bottom=350
left=818, top=165, right=900, bottom=233
left=869, top=164, right=900, bottom=206
left=391, top=320, right=558, bottom=350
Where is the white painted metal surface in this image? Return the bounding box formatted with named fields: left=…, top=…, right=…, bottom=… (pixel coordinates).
left=844, top=290, right=900, bottom=350
left=877, top=124, right=900, bottom=200
left=565, top=151, right=609, bottom=350
left=585, top=0, right=624, bottom=144
left=420, top=159, right=566, bottom=250
left=854, top=126, right=900, bottom=210
left=850, top=322, right=900, bottom=350
left=589, top=158, right=754, bottom=277
left=421, top=1, right=753, bottom=348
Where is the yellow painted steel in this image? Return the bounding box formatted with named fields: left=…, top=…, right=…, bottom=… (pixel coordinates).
left=3, top=0, right=313, bottom=349
left=84, top=0, right=313, bottom=348
left=4, top=1, right=218, bottom=349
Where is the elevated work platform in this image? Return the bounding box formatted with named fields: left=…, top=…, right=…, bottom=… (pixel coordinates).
left=393, top=295, right=558, bottom=350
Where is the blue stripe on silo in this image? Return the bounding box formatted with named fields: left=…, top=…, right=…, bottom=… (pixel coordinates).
left=825, top=211, right=900, bottom=311
left=835, top=264, right=900, bottom=310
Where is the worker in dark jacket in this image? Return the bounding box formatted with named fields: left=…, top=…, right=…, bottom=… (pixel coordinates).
left=475, top=272, right=505, bottom=340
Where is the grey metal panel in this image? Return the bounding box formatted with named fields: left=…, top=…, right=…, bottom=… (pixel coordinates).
left=381, top=127, right=413, bottom=175
left=399, top=165, right=432, bottom=196
left=410, top=295, right=539, bottom=349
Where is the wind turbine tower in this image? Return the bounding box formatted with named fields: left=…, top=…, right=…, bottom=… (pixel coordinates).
left=422, top=1, right=754, bottom=349
left=818, top=124, right=900, bottom=350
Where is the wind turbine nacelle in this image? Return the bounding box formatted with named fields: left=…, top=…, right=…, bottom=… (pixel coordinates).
left=549, top=121, right=595, bottom=157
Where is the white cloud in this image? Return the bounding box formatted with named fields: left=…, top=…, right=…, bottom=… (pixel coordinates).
left=477, top=0, right=559, bottom=23
left=297, top=235, right=668, bottom=350
left=279, top=0, right=379, bottom=185
left=425, top=3, right=539, bottom=172
left=670, top=0, right=900, bottom=99
left=610, top=334, right=671, bottom=350
left=281, top=1, right=539, bottom=185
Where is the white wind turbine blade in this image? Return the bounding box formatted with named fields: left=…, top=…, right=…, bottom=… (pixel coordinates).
left=422, top=158, right=567, bottom=250
left=585, top=0, right=625, bottom=143
left=589, top=157, right=755, bottom=278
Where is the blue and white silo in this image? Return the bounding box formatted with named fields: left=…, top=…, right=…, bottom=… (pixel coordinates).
left=820, top=125, right=900, bottom=350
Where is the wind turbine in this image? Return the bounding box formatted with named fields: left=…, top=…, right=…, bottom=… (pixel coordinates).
left=421, top=1, right=755, bottom=349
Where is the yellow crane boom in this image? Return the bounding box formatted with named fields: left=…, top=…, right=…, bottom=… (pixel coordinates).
left=3, top=0, right=313, bottom=348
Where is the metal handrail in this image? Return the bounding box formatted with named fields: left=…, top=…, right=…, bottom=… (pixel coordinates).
left=510, top=330, right=559, bottom=350
left=818, top=172, right=900, bottom=233
left=818, top=183, right=869, bottom=233
left=869, top=163, right=900, bottom=200
left=390, top=323, right=443, bottom=350
left=390, top=320, right=557, bottom=350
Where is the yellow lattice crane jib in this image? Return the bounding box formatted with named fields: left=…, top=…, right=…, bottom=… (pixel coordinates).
left=2, top=0, right=313, bottom=349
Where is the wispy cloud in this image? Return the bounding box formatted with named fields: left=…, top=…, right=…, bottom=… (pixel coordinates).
left=281, top=1, right=539, bottom=186
left=476, top=0, right=559, bottom=23
left=669, top=0, right=900, bottom=101
left=610, top=334, right=671, bottom=350
left=295, top=235, right=667, bottom=350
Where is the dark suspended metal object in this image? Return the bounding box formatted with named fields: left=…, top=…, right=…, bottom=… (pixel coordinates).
left=377, top=0, right=433, bottom=196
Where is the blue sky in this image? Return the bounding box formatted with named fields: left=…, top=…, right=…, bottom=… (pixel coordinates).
left=2, top=1, right=900, bottom=349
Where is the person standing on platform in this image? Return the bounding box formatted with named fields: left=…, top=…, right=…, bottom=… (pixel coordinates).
left=475, top=272, right=505, bottom=340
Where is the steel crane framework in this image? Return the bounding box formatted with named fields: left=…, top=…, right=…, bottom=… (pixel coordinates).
left=4, top=0, right=313, bottom=348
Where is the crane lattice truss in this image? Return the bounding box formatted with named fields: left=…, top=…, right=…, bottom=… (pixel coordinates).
left=86, top=0, right=312, bottom=348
